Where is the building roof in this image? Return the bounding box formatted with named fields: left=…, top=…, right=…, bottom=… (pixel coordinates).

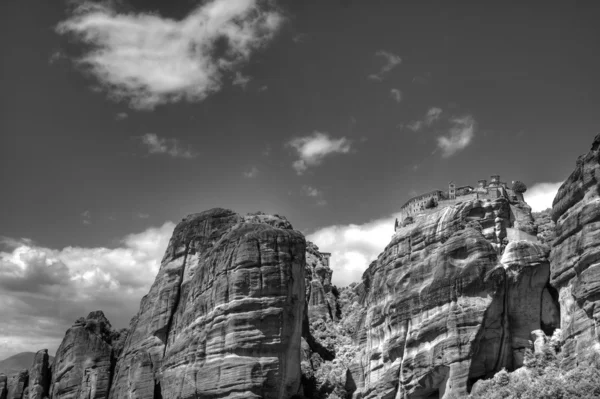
left=400, top=190, right=444, bottom=210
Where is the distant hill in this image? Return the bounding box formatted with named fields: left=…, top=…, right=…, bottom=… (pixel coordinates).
left=0, top=352, right=54, bottom=376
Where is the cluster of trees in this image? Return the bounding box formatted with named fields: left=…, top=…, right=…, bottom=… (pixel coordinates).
left=463, top=343, right=600, bottom=399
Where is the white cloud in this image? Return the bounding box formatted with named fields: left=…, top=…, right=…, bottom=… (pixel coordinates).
left=115, top=112, right=128, bottom=120
left=405, top=107, right=442, bottom=132
left=524, top=182, right=563, bottom=212
left=390, top=88, right=402, bottom=102
left=81, top=210, right=91, bottom=225
left=303, top=185, right=321, bottom=197
left=243, top=166, right=259, bottom=178
left=425, top=107, right=442, bottom=124
left=436, top=115, right=476, bottom=157
left=369, top=50, right=401, bottom=81
left=56, top=0, right=284, bottom=110
left=307, top=213, right=399, bottom=287
left=287, top=132, right=352, bottom=174
left=140, top=133, right=197, bottom=159
left=0, top=222, right=174, bottom=359
left=232, top=72, right=251, bottom=89
left=406, top=120, right=424, bottom=132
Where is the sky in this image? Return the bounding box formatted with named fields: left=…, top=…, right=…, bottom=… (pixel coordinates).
left=1, top=0, right=599, bottom=359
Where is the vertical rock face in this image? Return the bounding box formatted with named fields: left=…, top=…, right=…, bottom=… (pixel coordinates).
left=51, top=311, right=116, bottom=399
left=305, top=242, right=337, bottom=322
left=27, top=350, right=50, bottom=399
left=550, top=134, right=600, bottom=368
left=351, top=198, right=558, bottom=398
left=0, top=374, right=8, bottom=399
left=109, top=208, right=306, bottom=399
left=7, top=370, right=27, bottom=399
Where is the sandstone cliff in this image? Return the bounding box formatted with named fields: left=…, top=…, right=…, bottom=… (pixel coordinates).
left=550, top=133, right=600, bottom=368
left=50, top=311, right=124, bottom=399
left=109, top=209, right=306, bottom=399
left=347, top=197, right=559, bottom=398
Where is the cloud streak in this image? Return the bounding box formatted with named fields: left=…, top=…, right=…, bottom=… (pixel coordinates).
left=287, top=132, right=352, bottom=174
left=368, top=50, right=401, bottom=81
left=436, top=115, right=476, bottom=157
left=56, top=0, right=284, bottom=109
left=140, top=133, right=197, bottom=159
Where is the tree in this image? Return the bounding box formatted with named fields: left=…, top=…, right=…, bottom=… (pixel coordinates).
left=512, top=181, right=527, bottom=193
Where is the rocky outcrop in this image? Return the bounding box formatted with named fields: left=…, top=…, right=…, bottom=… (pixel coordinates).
left=7, top=370, right=27, bottom=399
left=550, top=133, right=600, bottom=368
left=109, top=208, right=306, bottom=399
left=27, top=350, right=50, bottom=399
left=1, top=374, right=7, bottom=399
left=349, top=197, right=558, bottom=398
left=305, top=242, right=337, bottom=322
left=51, top=311, right=120, bottom=399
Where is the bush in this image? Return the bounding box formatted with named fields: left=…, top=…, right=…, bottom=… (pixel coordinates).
left=512, top=181, right=527, bottom=193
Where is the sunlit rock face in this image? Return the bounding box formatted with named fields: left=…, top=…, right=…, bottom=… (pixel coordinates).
left=351, top=198, right=558, bottom=399
left=305, top=242, right=337, bottom=322
left=109, top=208, right=306, bottom=399
left=550, top=134, right=600, bottom=368
left=51, top=312, right=115, bottom=399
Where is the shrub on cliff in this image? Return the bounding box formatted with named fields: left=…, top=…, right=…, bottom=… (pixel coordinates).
left=512, top=181, right=527, bottom=193
left=469, top=343, right=600, bottom=399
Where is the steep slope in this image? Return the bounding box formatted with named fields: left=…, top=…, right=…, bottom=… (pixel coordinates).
left=550, top=133, right=600, bottom=368
left=350, top=197, right=558, bottom=398
left=109, top=209, right=306, bottom=399
left=50, top=311, right=124, bottom=399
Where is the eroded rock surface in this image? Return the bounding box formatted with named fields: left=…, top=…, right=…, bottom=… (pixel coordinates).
left=27, top=350, right=50, bottom=399
left=550, top=134, right=600, bottom=368
left=348, top=197, right=558, bottom=398
left=7, top=370, right=27, bottom=399
left=109, top=208, right=306, bottom=399
left=51, top=311, right=119, bottom=399
left=1, top=374, right=7, bottom=399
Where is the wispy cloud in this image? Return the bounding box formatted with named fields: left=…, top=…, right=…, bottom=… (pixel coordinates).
left=135, top=212, right=150, bottom=219
left=287, top=132, right=352, bottom=175
left=115, top=112, right=128, bottom=121
left=368, top=50, right=401, bottom=81
left=405, top=107, right=442, bottom=132
left=524, top=182, right=563, bottom=212
left=390, top=88, right=402, bottom=102
left=81, top=210, right=91, bottom=225
left=425, top=107, right=442, bottom=124
left=437, top=115, right=476, bottom=157
left=308, top=213, right=399, bottom=286
left=140, top=133, right=197, bottom=159
left=243, top=166, right=259, bottom=178
left=302, top=185, right=327, bottom=206
left=56, top=0, right=284, bottom=110
left=258, top=85, right=268, bottom=92
left=232, top=72, right=251, bottom=89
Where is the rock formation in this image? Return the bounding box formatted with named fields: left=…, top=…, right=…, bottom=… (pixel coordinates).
left=348, top=197, right=559, bottom=398
left=550, top=133, right=600, bottom=368
left=109, top=209, right=306, bottom=399
left=7, top=370, right=27, bottom=399
left=27, top=350, right=50, bottom=399
left=51, top=311, right=121, bottom=399
left=0, top=374, right=7, bottom=399
left=11, top=134, right=600, bottom=399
